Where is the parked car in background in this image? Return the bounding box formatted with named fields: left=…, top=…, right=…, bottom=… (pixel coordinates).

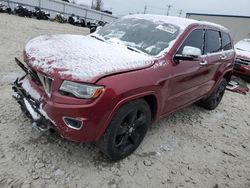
left=0, top=3, right=12, bottom=14
left=14, top=4, right=32, bottom=17
left=234, top=39, right=250, bottom=82
left=12, top=15, right=235, bottom=160
left=53, top=13, right=67, bottom=23
left=68, top=14, right=85, bottom=27
left=88, top=20, right=107, bottom=33
left=32, top=7, right=50, bottom=20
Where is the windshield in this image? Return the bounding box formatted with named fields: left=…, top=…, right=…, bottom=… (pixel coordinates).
left=235, top=39, right=250, bottom=52
left=95, top=17, right=181, bottom=56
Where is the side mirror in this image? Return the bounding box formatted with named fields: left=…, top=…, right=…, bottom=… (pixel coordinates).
left=174, top=46, right=201, bottom=62
left=182, top=46, right=202, bottom=57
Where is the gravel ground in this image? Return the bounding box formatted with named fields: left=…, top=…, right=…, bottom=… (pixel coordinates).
left=0, top=14, right=250, bottom=188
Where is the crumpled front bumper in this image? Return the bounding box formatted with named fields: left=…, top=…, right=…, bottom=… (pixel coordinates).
left=12, top=58, right=113, bottom=143
left=12, top=77, right=54, bottom=132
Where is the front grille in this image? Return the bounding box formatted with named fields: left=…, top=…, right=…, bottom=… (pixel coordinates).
left=235, top=58, right=250, bottom=66
left=37, top=73, right=53, bottom=97
left=234, top=63, right=241, bottom=70
left=28, top=69, right=42, bottom=85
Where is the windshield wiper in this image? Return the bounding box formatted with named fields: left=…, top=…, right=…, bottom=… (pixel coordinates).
left=127, top=46, right=142, bottom=53
left=90, top=35, right=105, bottom=42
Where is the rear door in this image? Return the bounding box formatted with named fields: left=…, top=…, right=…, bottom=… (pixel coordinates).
left=220, top=32, right=235, bottom=69
left=203, top=29, right=223, bottom=86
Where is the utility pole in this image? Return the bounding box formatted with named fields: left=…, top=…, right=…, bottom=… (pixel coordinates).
left=179, top=10, right=183, bottom=17
left=91, top=0, right=94, bottom=9
left=166, top=5, right=172, bottom=16
left=144, top=5, right=147, bottom=14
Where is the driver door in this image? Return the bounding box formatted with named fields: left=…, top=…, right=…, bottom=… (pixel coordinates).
left=163, top=29, right=210, bottom=113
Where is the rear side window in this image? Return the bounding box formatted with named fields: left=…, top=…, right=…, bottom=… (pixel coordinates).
left=206, top=30, right=221, bottom=53
left=221, top=32, right=232, bottom=51
left=177, top=29, right=204, bottom=55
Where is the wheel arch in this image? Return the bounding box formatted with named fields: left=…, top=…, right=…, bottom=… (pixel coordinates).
left=95, top=92, right=159, bottom=141
left=223, top=70, right=233, bottom=82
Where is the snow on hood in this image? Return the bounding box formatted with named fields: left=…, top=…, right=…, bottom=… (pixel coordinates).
left=235, top=49, right=250, bottom=60
left=235, top=39, right=250, bottom=60
left=25, top=35, right=155, bottom=83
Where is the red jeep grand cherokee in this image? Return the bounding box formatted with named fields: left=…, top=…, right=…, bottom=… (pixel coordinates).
left=234, top=39, right=250, bottom=82
left=13, top=14, right=235, bottom=160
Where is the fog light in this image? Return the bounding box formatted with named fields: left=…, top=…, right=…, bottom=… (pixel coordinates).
left=63, top=117, right=83, bottom=130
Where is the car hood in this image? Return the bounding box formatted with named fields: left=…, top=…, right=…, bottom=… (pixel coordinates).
left=24, top=34, right=155, bottom=83
left=235, top=49, right=250, bottom=61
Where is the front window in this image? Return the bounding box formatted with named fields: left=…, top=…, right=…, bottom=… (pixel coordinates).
left=95, top=17, right=181, bottom=56
left=177, top=29, right=205, bottom=55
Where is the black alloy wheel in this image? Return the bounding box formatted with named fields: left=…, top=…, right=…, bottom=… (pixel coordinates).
left=97, top=99, right=151, bottom=161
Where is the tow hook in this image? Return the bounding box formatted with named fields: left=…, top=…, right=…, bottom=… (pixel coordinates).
left=32, top=121, right=51, bottom=132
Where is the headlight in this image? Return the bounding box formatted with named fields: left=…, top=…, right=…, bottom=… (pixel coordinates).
left=60, top=81, right=104, bottom=99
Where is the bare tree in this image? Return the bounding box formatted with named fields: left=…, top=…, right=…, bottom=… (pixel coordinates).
left=93, top=0, right=103, bottom=11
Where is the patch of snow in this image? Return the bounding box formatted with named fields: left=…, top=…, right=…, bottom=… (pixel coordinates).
left=23, top=98, right=40, bottom=120
left=25, top=35, right=155, bottom=82
left=124, top=14, right=228, bottom=31
left=124, top=14, right=195, bottom=30
left=38, top=104, right=56, bottom=125
left=156, top=24, right=178, bottom=34
left=235, top=49, right=250, bottom=59
left=22, top=78, right=41, bottom=100
left=152, top=60, right=166, bottom=69
left=235, top=39, right=250, bottom=59
left=235, top=39, right=250, bottom=52
left=198, top=20, right=228, bottom=31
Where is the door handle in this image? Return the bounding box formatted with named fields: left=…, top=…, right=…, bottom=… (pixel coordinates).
left=220, top=55, right=227, bottom=60
left=200, top=60, right=208, bottom=66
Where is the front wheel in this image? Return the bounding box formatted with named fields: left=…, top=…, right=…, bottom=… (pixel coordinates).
left=97, top=99, right=151, bottom=161
left=200, top=78, right=227, bottom=110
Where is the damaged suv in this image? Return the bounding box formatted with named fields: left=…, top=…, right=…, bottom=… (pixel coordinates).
left=234, top=39, right=250, bottom=82
left=13, top=14, right=235, bottom=160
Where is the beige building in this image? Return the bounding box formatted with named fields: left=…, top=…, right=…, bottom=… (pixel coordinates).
left=186, top=13, right=250, bottom=43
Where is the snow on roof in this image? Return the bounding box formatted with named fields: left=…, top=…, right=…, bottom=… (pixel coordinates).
left=124, top=14, right=228, bottom=31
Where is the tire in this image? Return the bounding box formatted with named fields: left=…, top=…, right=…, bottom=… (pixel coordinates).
left=200, top=78, right=227, bottom=110
left=97, top=99, right=151, bottom=161
left=90, top=27, right=97, bottom=33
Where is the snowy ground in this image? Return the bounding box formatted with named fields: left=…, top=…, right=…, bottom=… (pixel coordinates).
left=0, top=14, right=250, bottom=188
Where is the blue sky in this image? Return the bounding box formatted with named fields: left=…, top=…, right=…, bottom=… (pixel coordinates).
left=75, top=0, right=250, bottom=17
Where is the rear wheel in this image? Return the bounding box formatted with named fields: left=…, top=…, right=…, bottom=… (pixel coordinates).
left=97, top=99, right=151, bottom=161
left=200, top=78, right=227, bottom=110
